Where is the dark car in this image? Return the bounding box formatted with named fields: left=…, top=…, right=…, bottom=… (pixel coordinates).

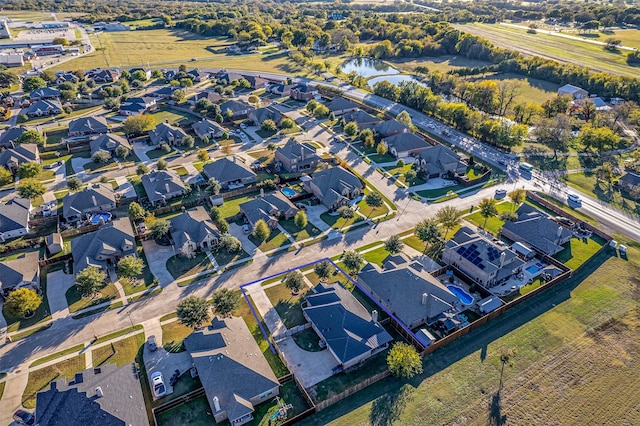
left=14, top=409, right=35, bottom=426
left=147, top=335, right=157, bottom=352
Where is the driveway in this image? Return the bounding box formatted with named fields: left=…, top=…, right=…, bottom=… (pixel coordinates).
left=70, top=157, right=90, bottom=175
left=140, top=240, right=175, bottom=286
left=228, top=223, right=262, bottom=259
left=276, top=335, right=338, bottom=388
left=304, top=205, right=331, bottom=233
left=47, top=270, right=75, bottom=323
left=143, top=345, right=193, bottom=400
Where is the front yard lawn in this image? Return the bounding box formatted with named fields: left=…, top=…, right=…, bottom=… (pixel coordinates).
left=65, top=283, right=119, bottom=313
left=367, top=153, right=396, bottom=163
left=248, top=149, right=275, bottom=165
left=161, top=320, right=192, bottom=353
left=280, top=219, right=322, bottom=241
left=22, top=355, right=86, bottom=409
left=357, top=191, right=390, bottom=218
left=360, top=246, right=391, bottom=266
left=464, top=201, right=517, bottom=236
left=554, top=236, right=606, bottom=270
left=166, top=252, right=213, bottom=279
left=264, top=283, right=310, bottom=329
left=2, top=262, right=55, bottom=333
left=248, top=228, right=291, bottom=252
left=210, top=246, right=250, bottom=266
left=120, top=245, right=158, bottom=295
left=320, top=211, right=364, bottom=230
left=147, top=147, right=177, bottom=159
left=417, top=184, right=465, bottom=199
left=92, top=333, right=145, bottom=367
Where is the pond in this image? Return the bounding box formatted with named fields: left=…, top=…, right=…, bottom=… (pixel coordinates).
left=340, top=58, right=400, bottom=78
left=368, top=74, right=427, bottom=87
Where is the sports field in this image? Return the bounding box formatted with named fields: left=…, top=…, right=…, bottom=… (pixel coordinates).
left=454, top=23, right=640, bottom=77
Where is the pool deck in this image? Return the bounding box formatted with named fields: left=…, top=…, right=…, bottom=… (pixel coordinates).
left=489, top=259, right=548, bottom=297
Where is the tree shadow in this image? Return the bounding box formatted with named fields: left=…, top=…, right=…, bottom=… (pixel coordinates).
left=488, top=389, right=506, bottom=426
left=369, top=383, right=415, bottom=426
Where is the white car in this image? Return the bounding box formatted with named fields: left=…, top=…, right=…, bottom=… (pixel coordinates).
left=567, top=193, right=582, bottom=206
left=151, top=371, right=167, bottom=399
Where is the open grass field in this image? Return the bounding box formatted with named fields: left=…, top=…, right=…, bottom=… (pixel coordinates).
left=454, top=23, right=640, bottom=77
left=301, top=233, right=640, bottom=425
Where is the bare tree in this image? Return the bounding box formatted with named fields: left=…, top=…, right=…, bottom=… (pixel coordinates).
left=496, top=82, right=520, bottom=117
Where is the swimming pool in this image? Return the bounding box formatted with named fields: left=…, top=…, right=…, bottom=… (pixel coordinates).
left=447, top=285, right=474, bottom=305
left=281, top=187, right=296, bottom=197
left=525, top=262, right=546, bottom=275
left=90, top=212, right=112, bottom=224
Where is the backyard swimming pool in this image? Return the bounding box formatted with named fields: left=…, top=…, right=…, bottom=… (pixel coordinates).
left=447, top=285, right=474, bottom=305
left=281, top=187, right=296, bottom=197
left=525, top=262, right=546, bottom=275
left=90, top=212, right=112, bottom=224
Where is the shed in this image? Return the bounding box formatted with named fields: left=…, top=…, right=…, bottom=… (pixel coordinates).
left=46, top=232, right=63, bottom=255
left=416, top=328, right=436, bottom=348
left=478, top=296, right=503, bottom=314
left=511, top=241, right=535, bottom=259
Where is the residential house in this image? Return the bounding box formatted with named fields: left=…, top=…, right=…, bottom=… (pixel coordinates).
left=187, top=69, right=209, bottom=82
left=62, top=184, right=117, bottom=222
left=0, top=143, right=40, bottom=174
left=89, top=134, right=131, bottom=159
left=129, top=68, right=152, bottom=80
left=0, top=197, right=31, bottom=242
left=382, top=132, right=431, bottom=158
left=558, top=84, right=588, bottom=99
left=0, top=251, right=39, bottom=297
left=217, top=71, right=244, bottom=85
left=46, top=232, right=63, bottom=255
left=202, top=157, right=257, bottom=189
left=55, top=72, right=79, bottom=85
left=274, top=139, right=321, bottom=173
left=148, top=122, right=187, bottom=146
left=163, top=69, right=177, bottom=81
left=119, top=96, right=157, bottom=116
left=192, top=118, right=226, bottom=140
left=141, top=170, right=187, bottom=206
left=327, top=97, right=359, bottom=116
left=219, top=100, right=254, bottom=120
left=89, top=69, right=120, bottom=83
left=302, top=282, right=392, bottom=370
left=153, top=86, right=180, bottom=100
left=169, top=206, right=221, bottom=254
left=415, top=145, right=466, bottom=179
left=266, top=82, right=295, bottom=97
left=442, top=226, right=525, bottom=288
left=68, top=116, right=109, bottom=137
left=71, top=218, right=136, bottom=272
left=184, top=317, right=280, bottom=426
left=303, top=166, right=363, bottom=210
left=358, top=253, right=459, bottom=329
left=289, top=84, right=319, bottom=102
left=29, top=87, right=60, bottom=101
left=239, top=193, right=298, bottom=229
left=243, top=75, right=270, bottom=89
left=619, top=172, right=640, bottom=192
left=35, top=363, right=147, bottom=426
left=189, top=90, right=224, bottom=106
left=374, top=120, right=410, bottom=138
left=501, top=204, right=573, bottom=256
left=27, top=99, right=62, bottom=117
left=247, top=107, right=284, bottom=127
left=0, top=126, right=27, bottom=148
left=342, top=110, right=382, bottom=131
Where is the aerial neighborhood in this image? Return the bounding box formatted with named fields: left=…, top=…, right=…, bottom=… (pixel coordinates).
left=0, top=2, right=639, bottom=426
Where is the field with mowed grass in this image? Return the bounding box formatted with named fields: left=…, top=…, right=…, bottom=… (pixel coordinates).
left=454, top=23, right=640, bottom=77
left=301, top=234, right=640, bottom=425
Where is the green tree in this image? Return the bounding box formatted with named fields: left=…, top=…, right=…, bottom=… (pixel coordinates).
left=479, top=198, right=498, bottom=229
left=123, top=114, right=155, bottom=135
left=364, top=192, right=383, bottom=215
left=532, top=116, right=572, bottom=158
left=396, top=159, right=405, bottom=168
left=177, top=296, right=210, bottom=329
left=18, top=130, right=45, bottom=146
left=578, top=124, right=620, bottom=153
left=344, top=121, right=359, bottom=136
left=128, top=202, right=146, bottom=223
left=396, top=110, right=412, bottom=127
left=117, top=256, right=145, bottom=283
left=75, top=266, right=107, bottom=297
left=405, top=169, right=417, bottom=184
left=294, top=210, right=308, bottom=229
left=219, top=233, right=242, bottom=253
left=376, top=142, right=387, bottom=156
left=4, top=288, right=42, bottom=318
left=253, top=219, right=271, bottom=242
left=314, top=260, right=332, bottom=282
left=313, top=104, right=329, bottom=117
left=284, top=271, right=305, bottom=294
left=92, top=150, right=111, bottom=164
left=136, top=163, right=149, bottom=175
left=180, top=135, right=195, bottom=149
left=0, top=167, right=12, bottom=185
left=280, top=117, right=295, bottom=129
left=508, top=189, right=526, bottom=210
left=156, top=159, right=168, bottom=170
left=115, top=145, right=130, bottom=159
left=337, top=205, right=354, bottom=219
left=197, top=149, right=210, bottom=162
left=435, top=206, right=462, bottom=238
left=343, top=250, right=365, bottom=275
left=0, top=70, right=19, bottom=88
left=261, top=119, right=277, bottom=132
left=66, top=177, right=82, bottom=192
left=17, top=179, right=45, bottom=199
left=415, top=218, right=442, bottom=253
left=17, top=162, right=42, bottom=179
left=22, top=76, right=47, bottom=92
left=207, top=178, right=221, bottom=195
left=211, top=289, right=241, bottom=317
left=387, top=342, right=423, bottom=378
left=149, top=219, right=170, bottom=241
left=385, top=235, right=404, bottom=254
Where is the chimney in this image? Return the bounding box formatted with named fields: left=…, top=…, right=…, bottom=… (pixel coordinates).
left=165, top=183, right=170, bottom=193
left=213, top=396, right=221, bottom=412
left=92, top=195, right=97, bottom=207
left=371, top=310, right=378, bottom=323
left=421, top=293, right=428, bottom=305
left=300, top=145, right=305, bottom=162
left=260, top=188, right=264, bottom=198
left=557, top=226, right=563, bottom=238
left=499, top=252, right=506, bottom=268
left=95, top=387, right=104, bottom=398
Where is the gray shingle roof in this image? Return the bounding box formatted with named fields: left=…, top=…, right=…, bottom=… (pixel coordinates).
left=68, top=116, right=109, bottom=135
left=0, top=143, right=39, bottom=169
left=202, top=157, right=256, bottom=184
left=30, top=87, right=60, bottom=99
left=27, top=99, right=62, bottom=115
left=239, top=193, right=296, bottom=227
left=374, top=120, right=410, bottom=137
left=192, top=119, right=225, bottom=139
left=169, top=206, right=220, bottom=249
left=141, top=170, right=186, bottom=205
left=0, top=250, right=39, bottom=291
left=89, top=134, right=131, bottom=156
left=219, top=100, right=254, bottom=115
left=501, top=204, right=573, bottom=255
left=383, top=132, right=431, bottom=154
left=303, top=283, right=392, bottom=365
left=148, top=122, right=187, bottom=145
left=275, top=140, right=320, bottom=166
left=306, top=166, right=362, bottom=208
left=327, top=97, right=359, bottom=113
left=35, top=363, right=148, bottom=426
left=342, top=110, right=381, bottom=127
left=416, top=144, right=466, bottom=175
left=62, top=184, right=116, bottom=220
left=0, top=197, right=30, bottom=234
left=620, top=172, right=640, bottom=188
left=71, top=218, right=136, bottom=271
left=0, top=127, right=27, bottom=148
left=249, top=107, right=283, bottom=125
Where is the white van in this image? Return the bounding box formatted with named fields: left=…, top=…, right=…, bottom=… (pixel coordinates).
left=567, top=193, right=582, bottom=206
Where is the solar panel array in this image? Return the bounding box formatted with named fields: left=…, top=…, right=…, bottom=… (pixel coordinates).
left=456, top=243, right=486, bottom=270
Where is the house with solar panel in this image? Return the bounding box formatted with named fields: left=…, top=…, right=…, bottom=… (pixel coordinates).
left=442, top=227, right=525, bottom=288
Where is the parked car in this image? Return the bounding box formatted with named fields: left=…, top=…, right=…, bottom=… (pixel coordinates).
left=240, top=123, right=247, bottom=129
left=151, top=371, right=167, bottom=399
left=13, top=410, right=35, bottom=426
left=494, top=189, right=507, bottom=199
left=147, top=335, right=157, bottom=352
left=242, top=224, right=251, bottom=234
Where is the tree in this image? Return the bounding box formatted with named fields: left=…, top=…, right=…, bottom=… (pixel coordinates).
left=17, top=179, right=45, bottom=199
left=337, top=205, right=354, bottom=219
left=508, top=189, right=526, bottom=210
left=115, top=145, right=130, bottom=159
left=18, top=130, right=45, bottom=146
left=75, top=266, right=107, bottom=297
left=156, top=159, right=168, bottom=170
left=376, top=142, right=387, bottom=156
left=177, top=296, right=210, bottom=328
left=531, top=115, right=572, bottom=158
left=405, top=169, right=417, bottom=183
left=123, top=115, right=156, bottom=135
left=128, top=202, right=146, bottom=223
left=344, top=121, right=359, bottom=137
left=396, top=159, right=405, bottom=168
left=314, top=260, right=332, bottom=282
left=294, top=210, right=307, bottom=229
left=149, top=219, right=170, bottom=241
left=343, top=250, right=364, bottom=275
left=219, top=233, right=242, bottom=253
left=220, top=140, right=233, bottom=156
left=0, top=70, right=18, bottom=88
left=396, top=110, right=412, bottom=127
left=284, top=271, right=305, bottom=294
left=179, top=135, right=195, bottom=149
left=435, top=206, right=462, bottom=238
left=478, top=198, right=498, bottom=229
left=387, top=342, right=423, bottom=378
left=66, top=176, right=82, bottom=192
left=117, top=256, right=145, bottom=283
left=211, top=289, right=241, bottom=317
left=4, top=288, right=42, bottom=318
left=136, top=163, right=149, bottom=175
left=172, top=89, right=185, bottom=102
left=385, top=235, right=404, bottom=254
left=52, top=37, right=68, bottom=45
left=261, top=119, right=277, bottom=132
left=0, top=167, right=12, bottom=185
left=313, top=104, right=329, bottom=117
left=579, top=124, right=620, bottom=153
left=22, top=76, right=47, bottom=92
left=92, top=151, right=111, bottom=164
left=415, top=219, right=442, bottom=253
left=207, top=178, right=221, bottom=195
left=253, top=219, right=271, bottom=242
left=364, top=192, right=383, bottom=215
left=17, top=162, right=42, bottom=179
left=280, top=117, right=295, bottom=129
left=197, top=149, right=210, bottom=162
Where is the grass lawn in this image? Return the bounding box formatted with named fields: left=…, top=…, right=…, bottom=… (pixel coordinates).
left=35, top=169, right=56, bottom=182
left=292, top=328, right=323, bottom=352
left=22, top=355, right=86, bottom=409
left=464, top=201, right=517, bottom=235
left=129, top=175, right=148, bottom=199
left=554, top=236, right=606, bottom=270
left=92, top=333, right=146, bottom=367
left=564, top=172, right=637, bottom=213
left=217, top=193, right=258, bottom=220
left=320, top=211, right=364, bottom=230
left=248, top=149, right=275, bottom=165
left=121, top=245, right=157, bottom=295
left=402, top=234, right=425, bottom=253
left=210, top=246, right=250, bottom=266
left=30, top=344, right=85, bottom=368
left=94, top=325, right=144, bottom=345
left=161, top=321, right=193, bottom=353
left=360, top=246, right=391, bottom=266
left=146, top=147, right=176, bottom=159
left=280, top=219, right=322, bottom=241
left=525, top=194, right=597, bottom=226
left=357, top=191, right=390, bottom=218
left=155, top=395, right=215, bottom=426
left=264, top=284, right=310, bottom=329
left=249, top=228, right=291, bottom=252
left=246, top=381, right=310, bottom=426
left=65, top=283, right=119, bottom=314
left=367, top=153, right=396, bottom=163
left=416, top=184, right=465, bottom=199
left=166, top=252, right=213, bottom=279
left=149, top=107, right=199, bottom=127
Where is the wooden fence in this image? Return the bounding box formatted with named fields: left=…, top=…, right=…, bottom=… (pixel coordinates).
left=152, top=387, right=206, bottom=425
left=60, top=223, right=101, bottom=239
left=314, top=370, right=391, bottom=411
